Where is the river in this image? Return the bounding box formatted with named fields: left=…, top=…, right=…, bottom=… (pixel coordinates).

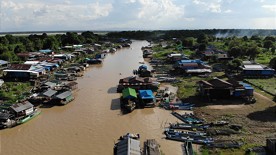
left=1, top=40, right=183, bottom=155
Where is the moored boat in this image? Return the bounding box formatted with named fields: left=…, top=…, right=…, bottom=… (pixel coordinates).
left=0, top=101, right=41, bottom=129
left=170, top=123, right=210, bottom=131
left=164, top=129, right=213, bottom=145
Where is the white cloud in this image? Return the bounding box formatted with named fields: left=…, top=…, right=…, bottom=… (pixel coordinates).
left=192, top=0, right=223, bottom=13
left=251, top=17, right=276, bottom=29
left=208, top=3, right=221, bottom=13
left=137, top=0, right=184, bottom=20
left=262, top=5, right=276, bottom=12
left=0, top=0, right=113, bottom=30
left=224, top=9, right=232, bottom=13
left=125, top=0, right=136, bottom=3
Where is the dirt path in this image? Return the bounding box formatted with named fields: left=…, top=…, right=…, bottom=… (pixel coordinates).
left=254, top=91, right=275, bottom=105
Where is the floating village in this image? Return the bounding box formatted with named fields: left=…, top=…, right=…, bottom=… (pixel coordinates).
left=0, top=31, right=276, bottom=155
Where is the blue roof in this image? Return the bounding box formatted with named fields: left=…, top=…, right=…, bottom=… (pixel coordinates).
left=245, top=86, right=254, bottom=90
left=239, top=82, right=254, bottom=90
left=0, top=60, right=9, bottom=65
left=39, top=49, right=52, bottom=53
left=139, top=65, right=147, bottom=70
left=178, top=59, right=203, bottom=64
left=139, top=90, right=154, bottom=99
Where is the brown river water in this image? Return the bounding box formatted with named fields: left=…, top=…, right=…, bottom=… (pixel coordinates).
left=1, top=40, right=184, bottom=155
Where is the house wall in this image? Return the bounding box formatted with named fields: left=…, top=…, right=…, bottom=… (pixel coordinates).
left=267, top=138, right=276, bottom=155
left=5, top=72, right=30, bottom=79
left=209, top=89, right=231, bottom=99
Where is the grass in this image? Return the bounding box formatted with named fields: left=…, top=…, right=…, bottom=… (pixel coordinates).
left=173, top=72, right=226, bottom=100
left=245, top=78, right=276, bottom=96
left=255, top=51, right=274, bottom=65
left=0, top=82, right=32, bottom=104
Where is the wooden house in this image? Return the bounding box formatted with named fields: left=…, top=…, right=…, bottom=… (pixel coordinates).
left=240, top=61, right=274, bottom=78
left=117, top=76, right=159, bottom=93
left=3, top=64, right=46, bottom=81
left=53, top=91, right=74, bottom=105
left=10, top=101, right=34, bottom=118
left=197, top=78, right=254, bottom=100
left=138, top=90, right=156, bottom=107
left=267, top=138, right=276, bottom=155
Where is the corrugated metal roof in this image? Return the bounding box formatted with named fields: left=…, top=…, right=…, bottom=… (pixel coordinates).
left=10, top=101, right=33, bottom=113
left=55, top=91, right=72, bottom=99
left=122, top=88, right=137, bottom=99
left=243, top=65, right=263, bottom=69
left=8, top=64, right=32, bottom=70
left=44, top=82, right=57, bottom=87
left=42, top=89, right=58, bottom=97
left=139, top=90, right=154, bottom=99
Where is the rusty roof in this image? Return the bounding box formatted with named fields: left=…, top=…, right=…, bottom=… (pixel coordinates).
left=8, top=64, right=32, bottom=70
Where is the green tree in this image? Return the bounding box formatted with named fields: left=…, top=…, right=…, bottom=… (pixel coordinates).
left=197, top=33, right=208, bottom=44
left=271, top=46, right=275, bottom=54
left=33, top=38, right=43, bottom=51
left=269, top=57, right=276, bottom=70
left=43, top=36, right=59, bottom=50
left=0, top=37, right=9, bottom=44
left=198, top=43, right=206, bottom=51
left=263, top=40, right=273, bottom=49
left=228, top=46, right=241, bottom=58
left=0, top=44, right=9, bottom=54
left=246, top=45, right=260, bottom=61
left=14, top=44, right=26, bottom=53
left=25, top=40, right=34, bottom=52
left=5, top=34, right=17, bottom=44
left=264, top=36, right=275, bottom=42
left=0, top=51, right=18, bottom=61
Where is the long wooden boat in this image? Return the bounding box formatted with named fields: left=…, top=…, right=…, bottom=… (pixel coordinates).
left=170, top=123, right=210, bottom=131
left=164, top=130, right=213, bottom=145
left=163, top=103, right=194, bottom=110
left=165, top=129, right=207, bottom=137
left=171, top=112, right=204, bottom=124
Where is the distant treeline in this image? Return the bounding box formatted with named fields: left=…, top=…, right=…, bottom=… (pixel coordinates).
left=107, top=29, right=276, bottom=40
left=0, top=31, right=99, bottom=61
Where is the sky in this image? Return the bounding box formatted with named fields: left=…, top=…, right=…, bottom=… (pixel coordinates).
left=0, top=0, right=275, bottom=32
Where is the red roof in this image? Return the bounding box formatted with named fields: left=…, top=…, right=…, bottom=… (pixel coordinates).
left=8, top=64, right=32, bottom=70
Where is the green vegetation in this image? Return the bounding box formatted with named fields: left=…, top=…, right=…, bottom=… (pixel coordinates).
left=245, top=78, right=276, bottom=96
left=0, top=31, right=99, bottom=62
left=0, top=82, right=32, bottom=104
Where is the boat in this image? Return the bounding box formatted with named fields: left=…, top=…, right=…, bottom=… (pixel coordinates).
left=120, top=88, right=137, bottom=112
left=114, top=133, right=141, bottom=155
left=164, top=129, right=213, bottom=145
left=170, top=123, right=210, bottom=131
left=0, top=101, right=41, bottom=129
left=165, top=129, right=207, bottom=137
left=144, top=139, right=161, bottom=155
left=119, top=133, right=140, bottom=140
left=163, top=102, right=194, bottom=110
left=172, top=112, right=204, bottom=124
left=17, top=108, right=41, bottom=124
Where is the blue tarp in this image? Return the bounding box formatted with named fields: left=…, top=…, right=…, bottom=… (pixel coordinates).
left=139, top=90, right=155, bottom=99
left=177, top=59, right=203, bottom=65
left=0, top=60, right=9, bottom=65
left=39, top=49, right=52, bottom=53
left=239, top=82, right=254, bottom=90
left=139, top=65, right=147, bottom=70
